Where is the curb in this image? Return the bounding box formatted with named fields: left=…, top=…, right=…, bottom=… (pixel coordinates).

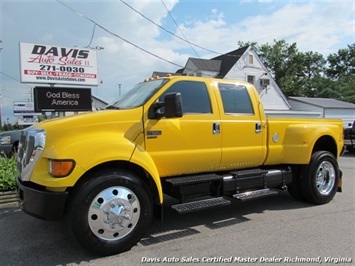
left=0, top=190, right=19, bottom=209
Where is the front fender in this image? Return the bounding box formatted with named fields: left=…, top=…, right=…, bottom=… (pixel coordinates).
left=31, top=134, right=136, bottom=188
left=130, top=144, right=163, bottom=203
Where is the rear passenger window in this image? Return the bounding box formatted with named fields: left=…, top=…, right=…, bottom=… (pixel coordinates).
left=218, top=83, right=254, bottom=114
left=160, top=81, right=212, bottom=114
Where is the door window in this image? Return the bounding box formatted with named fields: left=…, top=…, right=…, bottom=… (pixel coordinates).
left=218, top=83, right=254, bottom=115
left=159, top=81, right=212, bottom=114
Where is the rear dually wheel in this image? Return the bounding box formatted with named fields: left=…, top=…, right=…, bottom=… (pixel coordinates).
left=300, top=151, right=340, bottom=205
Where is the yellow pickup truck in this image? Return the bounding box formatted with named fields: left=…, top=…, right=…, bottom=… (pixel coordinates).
left=16, top=76, right=344, bottom=256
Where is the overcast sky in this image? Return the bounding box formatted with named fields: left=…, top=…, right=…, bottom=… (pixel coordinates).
left=1, top=0, right=354, bottom=124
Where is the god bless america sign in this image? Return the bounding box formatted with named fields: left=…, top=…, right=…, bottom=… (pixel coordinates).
left=34, top=87, right=92, bottom=112
left=19, top=42, right=99, bottom=86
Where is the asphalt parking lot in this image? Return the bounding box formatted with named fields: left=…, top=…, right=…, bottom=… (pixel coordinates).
left=1, top=153, right=354, bottom=266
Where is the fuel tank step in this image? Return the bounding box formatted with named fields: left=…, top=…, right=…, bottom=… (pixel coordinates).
left=233, top=189, right=278, bottom=201
left=231, top=168, right=267, bottom=177
left=165, top=173, right=223, bottom=186
left=172, top=197, right=231, bottom=214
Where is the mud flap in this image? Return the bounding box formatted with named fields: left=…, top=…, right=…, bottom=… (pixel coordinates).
left=337, top=170, right=343, bottom=192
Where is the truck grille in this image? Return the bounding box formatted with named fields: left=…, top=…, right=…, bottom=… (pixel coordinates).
left=16, top=134, right=26, bottom=172
left=17, top=128, right=46, bottom=181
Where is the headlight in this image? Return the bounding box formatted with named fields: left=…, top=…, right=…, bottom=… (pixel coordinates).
left=0, top=136, right=11, bottom=145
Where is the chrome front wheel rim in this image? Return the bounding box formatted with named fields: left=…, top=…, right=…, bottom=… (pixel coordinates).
left=88, top=186, right=141, bottom=241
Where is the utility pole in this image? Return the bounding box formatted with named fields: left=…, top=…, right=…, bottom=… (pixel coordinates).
left=0, top=40, right=3, bottom=129
left=118, top=84, right=122, bottom=97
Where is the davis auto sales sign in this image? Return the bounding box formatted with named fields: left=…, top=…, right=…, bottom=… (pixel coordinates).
left=19, top=42, right=99, bottom=86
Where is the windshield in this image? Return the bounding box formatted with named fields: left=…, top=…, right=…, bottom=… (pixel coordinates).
left=107, top=79, right=169, bottom=109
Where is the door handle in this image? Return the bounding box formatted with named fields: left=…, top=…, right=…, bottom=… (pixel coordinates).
left=213, top=122, right=220, bottom=135
left=255, top=123, right=262, bottom=134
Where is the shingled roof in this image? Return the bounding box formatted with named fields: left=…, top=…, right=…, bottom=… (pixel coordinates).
left=176, top=46, right=249, bottom=77
left=186, top=58, right=221, bottom=72
left=211, top=46, right=249, bottom=78
left=289, top=97, right=355, bottom=109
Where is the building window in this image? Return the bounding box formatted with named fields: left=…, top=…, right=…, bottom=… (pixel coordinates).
left=248, top=54, right=254, bottom=64
left=247, top=75, right=255, bottom=85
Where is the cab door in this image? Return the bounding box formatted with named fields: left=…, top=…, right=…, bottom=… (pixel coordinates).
left=144, top=80, right=221, bottom=177
left=216, top=82, right=267, bottom=170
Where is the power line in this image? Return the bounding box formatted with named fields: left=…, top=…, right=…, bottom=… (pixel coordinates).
left=160, top=0, right=199, bottom=58
left=56, top=0, right=185, bottom=69
left=0, top=71, right=32, bottom=89
left=104, top=1, right=240, bottom=59
left=85, top=24, right=97, bottom=48
left=56, top=0, right=242, bottom=75
left=120, top=0, right=217, bottom=56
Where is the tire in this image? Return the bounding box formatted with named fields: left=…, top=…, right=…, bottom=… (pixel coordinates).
left=300, top=151, right=339, bottom=205
left=67, top=170, right=153, bottom=256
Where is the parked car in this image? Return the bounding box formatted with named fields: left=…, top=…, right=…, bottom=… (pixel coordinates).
left=0, top=130, right=21, bottom=157
left=344, top=120, right=355, bottom=152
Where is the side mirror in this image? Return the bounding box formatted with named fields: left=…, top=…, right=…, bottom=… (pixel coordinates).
left=164, top=93, right=183, bottom=118
left=148, top=92, right=183, bottom=119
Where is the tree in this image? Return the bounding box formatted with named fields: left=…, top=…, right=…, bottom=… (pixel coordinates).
left=326, top=44, right=355, bottom=79
left=1, top=123, right=22, bottom=132
left=325, top=44, right=355, bottom=103
left=258, top=40, right=305, bottom=96
left=237, top=41, right=258, bottom=51
left=37, top=114, right=47, bottom=122
left=237, top=40, right=354, bottom=102
left=297, top=51, right=327, bottom=97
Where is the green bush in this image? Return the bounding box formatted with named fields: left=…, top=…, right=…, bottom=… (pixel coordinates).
left=0, top=153, right=18, bottom=191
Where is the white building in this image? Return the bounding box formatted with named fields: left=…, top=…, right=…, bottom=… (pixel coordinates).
left=289, top=97, right=355, bottom=127
left=178, top=46, right=292, bottom=116
left=154, top=45, right=354, bottom=121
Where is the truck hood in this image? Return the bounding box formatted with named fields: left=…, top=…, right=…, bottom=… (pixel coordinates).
left=32, top=108, right=144, bottom=150
left=37, top=108, right=141, bottom=130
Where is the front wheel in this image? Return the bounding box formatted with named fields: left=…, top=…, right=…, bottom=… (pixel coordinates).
left=67, top=170, right=153, bottom=256
left=300, top=151, right=340, bottom=205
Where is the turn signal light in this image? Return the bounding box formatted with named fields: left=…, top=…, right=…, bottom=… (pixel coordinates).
left=144, top=73, right=172, bottom=82
left=49, top=159, right=75, bottom=177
